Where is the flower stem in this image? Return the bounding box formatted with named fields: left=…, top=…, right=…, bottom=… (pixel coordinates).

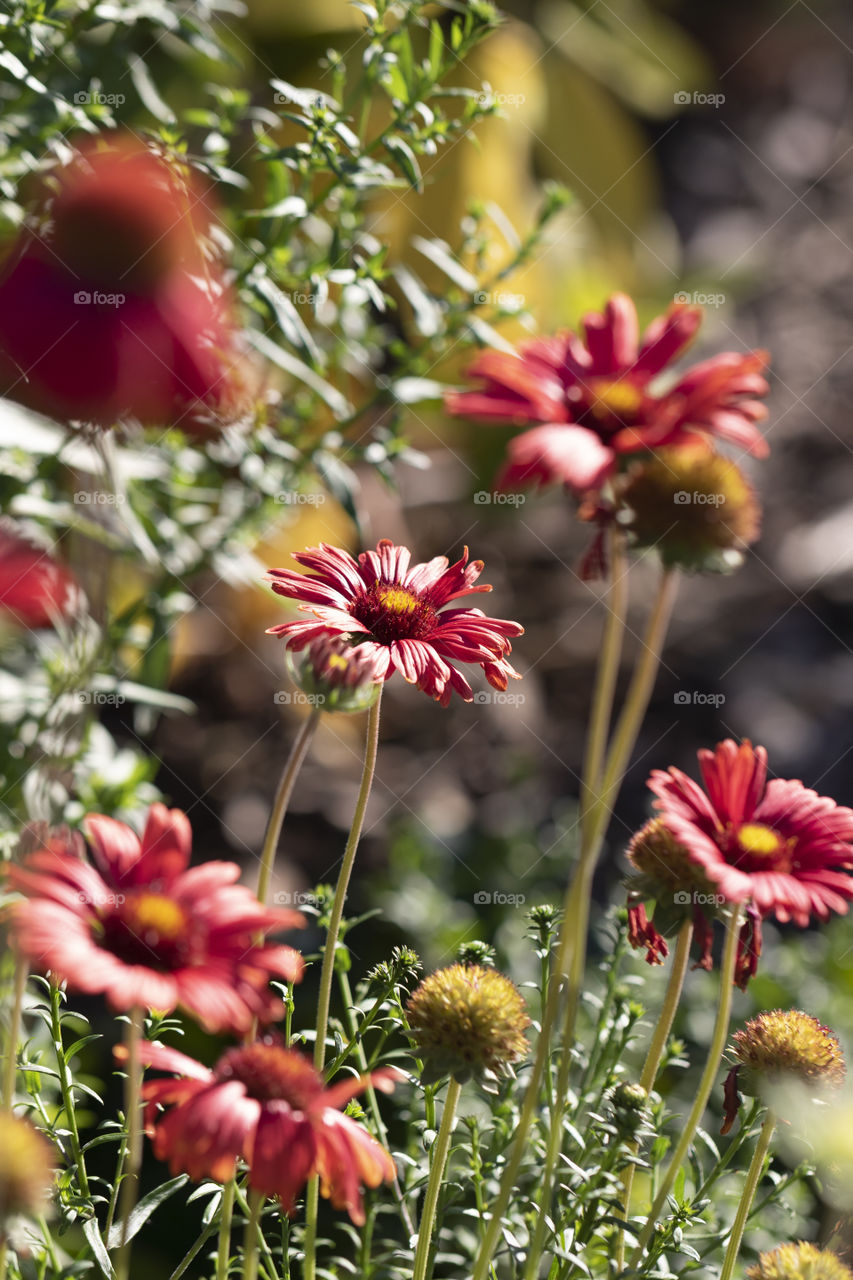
left=412, top=1078, right=461, bottom=1280
left=115, top=1006, right=145, bottom=1280
left=2, top=957, right=27, bottom=1111
left=719, top=1111, right=775, bottom=1280
left=256, top=708, right=321, bottom=906
left=631, top=908, right=743, bottom=1266
left=616, top=917, right=694, bottom=1268
left=580, top=526, right=630, bottom=825
left=216, top=1180, right=236, bottom=1280
left=303, top=691, right=383, bottom=1280
left=523, top=562, right=677, bottom=1280
left=50, top=982, right=91, bottom=1201
left=241, top=1191, right=263, bottom=1280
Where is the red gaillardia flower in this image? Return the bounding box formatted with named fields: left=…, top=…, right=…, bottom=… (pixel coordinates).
left=133, top=1037, right=399, bottom=1224
left=0, top=135, right=241, bottom=432
left=445, top=293, right=769, bottom=495
left=0, top=523, right=79, bottom=628
left=266, top=539, right=523, bottom=706
left=650, top=739, right=853, bottom=927
left=5, top=805, right=304, bottom=1034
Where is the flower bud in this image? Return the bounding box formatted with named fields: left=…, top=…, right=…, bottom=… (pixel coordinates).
left=0, top=1114, right=55, bottom=1224
left=285, top=636, right=382, bottom=714
left=406, top=963, right=530, bottom=1086
left=722, top=1010, right=845, bottom=1133
left=617, top=443, right=760, bottom=573
left=747, top=1243, right=853, bottom=1280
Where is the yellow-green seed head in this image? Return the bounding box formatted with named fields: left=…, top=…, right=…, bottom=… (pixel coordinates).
left=617, top=443, right=760, bottom=573
left=406, top=963, right=530, bottom=1086
left=747, top=1243, right=853, bottom=1280
left=733, top=1010, right=846, bottom=1096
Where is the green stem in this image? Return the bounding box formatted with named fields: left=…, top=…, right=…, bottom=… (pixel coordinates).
left=115, top=1006, right=145, bottom=1280
left=2, top=957, right=27, bottom=1111
left=241, top=1192, right=264, bottom=1280
left=256, top=709, right=321, bottom=905
left=616, top=917, right=693, bottom=1268
left=719, top=1112, right=775, bottom=1280
left=524, top=562, right=676, bottom=1280
left=303, top=692, right=383, bottom=1280
left=217, top=1180, right=236, bottom=1280
left=49, top=983, right=91, bottom=1200
left=412, top=1078, right=461, bottom=1280
left=169, top=1220, right=220, bottom=1280
left=631, top=908, right=743, bottom=1265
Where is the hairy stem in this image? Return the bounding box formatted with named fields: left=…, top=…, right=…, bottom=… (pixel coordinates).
left=303, top=691, right=383, bottom=1280
left=115, top=1006, right=145, bottom=1280
left=256, top=709, right=321, bottom=906
left=412, top=1078, right=462, bottom=1280
left=719, top=1112, right=776, bottom=1280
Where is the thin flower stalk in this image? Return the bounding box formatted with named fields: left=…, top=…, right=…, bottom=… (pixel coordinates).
left=616, top=917, right=694, bottom=1269
left=115, top=1005, right=145, bottom=1280
left=241, top=1190, right=264, bottom=1280
left=631, top=907, right=744, bottom=1264
left=256, top=706, right=322, bottom=905
left=303, top=690, right=383, bottom=1280
left=523, top=564, right=678, bottom=1280
left=719, top=1112, right=776, bottom=1280
left=50, top=982, right=91, bottom=1201
left=412, top=1078, right=462, bottom=1280
left=2, top=958, right=27, bottom=1111
left=215, top=1181, right=236, bottom=1280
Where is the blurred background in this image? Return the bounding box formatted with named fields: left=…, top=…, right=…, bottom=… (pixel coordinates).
left=78, top=0, right=853, bottom=1263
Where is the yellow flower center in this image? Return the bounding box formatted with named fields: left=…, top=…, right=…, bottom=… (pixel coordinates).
left=586, top=378, right=644, bottom=425
left=377, top=586, right=420, bottom=614
left=737, top=823, right=781, bottom=857
left=123, top=893, right=187, bottom=942
left=326, top=653, right=350, bottom=672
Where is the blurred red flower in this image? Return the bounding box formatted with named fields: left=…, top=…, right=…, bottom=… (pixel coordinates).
left=6, top=804, right=303, bottom=1033
left=135, top=1037, right=398, bottom=1224
left=0, top=136, right=241, bottom=432
left=0, top=523, right=78, bottom=627
left=266, top=538, right=523, bottom=705
left=446, top=293, right=769, bottom=495
left=651, top=739, right=853, bottom=926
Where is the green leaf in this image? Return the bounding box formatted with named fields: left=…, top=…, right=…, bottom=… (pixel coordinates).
left=106, top=1175, right=189, bottom=1249
left=83, top=1217, right=114, bottom=1279
left=383, top=137, right=423, bottom=193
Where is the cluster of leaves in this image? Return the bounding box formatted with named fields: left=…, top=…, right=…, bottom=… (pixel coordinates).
left=0, top=0, right=568, bottom=837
